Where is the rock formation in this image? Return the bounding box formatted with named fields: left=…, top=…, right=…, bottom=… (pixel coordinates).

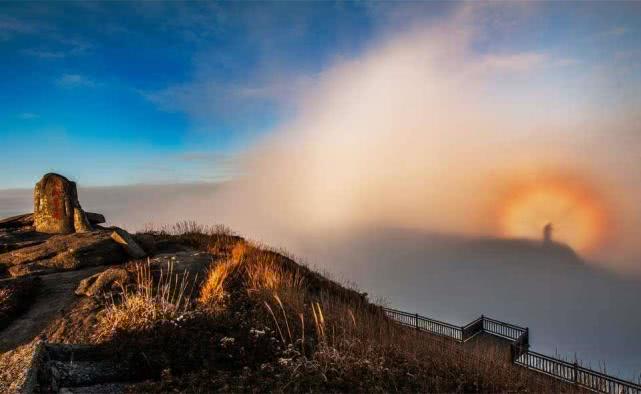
left=75, top=268, right=131, bottom=297
left=110, top=228, right=146, bottom=259
left=34, top=173, right=78, bottom=234
left=33, top=173, right=93, bottom=234
left=1, top=173, right=147, bottom=277
left=4, top=232, right=128, bottom=277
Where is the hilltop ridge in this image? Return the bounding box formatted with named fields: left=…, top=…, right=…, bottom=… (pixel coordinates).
left=0, top=174, right=577, bottom=392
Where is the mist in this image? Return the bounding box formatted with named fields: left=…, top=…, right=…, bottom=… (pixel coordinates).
left=216, top=3, right=641, bottom=274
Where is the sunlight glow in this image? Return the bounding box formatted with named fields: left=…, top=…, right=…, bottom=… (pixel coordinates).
left=499, top=180, right=608, bottom=252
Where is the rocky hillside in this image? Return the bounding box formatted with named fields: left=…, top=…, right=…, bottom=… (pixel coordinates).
left=0, top=174, right=576, bottom=393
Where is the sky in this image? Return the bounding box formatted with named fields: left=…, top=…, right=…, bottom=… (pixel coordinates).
left=1, top=1, right=381, bottom=186
left=1, top=1, right=639, bottom=188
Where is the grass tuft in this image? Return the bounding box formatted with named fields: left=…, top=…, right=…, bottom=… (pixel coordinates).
left=94, top=259, right=192, bottom=341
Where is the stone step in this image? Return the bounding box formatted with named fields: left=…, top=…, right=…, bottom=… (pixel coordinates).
left=47, top=360, right=135, bottom=390
left=44, top=343, right=113, bottom=362
left=58, top=383, right=128, bottom=394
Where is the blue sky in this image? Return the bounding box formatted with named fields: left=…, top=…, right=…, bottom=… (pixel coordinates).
left=1, top=1, right=639, bottom=189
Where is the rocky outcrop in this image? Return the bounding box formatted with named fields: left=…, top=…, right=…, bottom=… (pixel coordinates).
left=85, top=212, right=105, bottom=225
left=1, top=213, right=105, bottom=230
left=147, top=250, right=212, bottom=288
left=0, top=173, right=148, bottom=277
left=110, top=228, right=146, bottom=259
left=0, top=226, right=50, bottom=254
left=34, top=174, right=80, bottom=234
left=1, top=232, right=128, bottom=277
left=75, top=268, right=130, bottom=297
left=0, top=267, right=107, bottom=353
left=0, top=214, right=34, bottom=230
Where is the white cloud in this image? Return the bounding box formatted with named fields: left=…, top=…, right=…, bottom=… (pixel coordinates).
left=56, top=74, right=97, bottom=88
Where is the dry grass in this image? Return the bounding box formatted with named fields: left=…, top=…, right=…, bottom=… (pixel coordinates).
left=228, top=240, right=578, bottom=391
left=199, top=241, right=305, bottom=305
left=194, top=236, right=566, bottom=392
left=139, top=221, right=240, bottom=256
left=256, top=288, right=573, bottom=392
left=94, top=259, right=193, bottom=341
left=198, top=257, right=241, bottom=304
left=95, top=222, right=578, bottom=392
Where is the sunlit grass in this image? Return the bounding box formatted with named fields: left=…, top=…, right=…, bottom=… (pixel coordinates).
left=95, top=222, right=575, bottom=392
left=94, top=259, right=192, bottom=341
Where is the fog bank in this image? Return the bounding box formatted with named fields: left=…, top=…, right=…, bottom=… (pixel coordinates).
left=218, top=4, right=641, bottom=273
left=1, top=182, right=640, bottom=377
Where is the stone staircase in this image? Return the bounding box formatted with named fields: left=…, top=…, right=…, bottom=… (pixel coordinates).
left=37, top=343, right=137, bottom=393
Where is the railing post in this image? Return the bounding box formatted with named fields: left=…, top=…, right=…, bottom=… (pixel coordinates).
left=574, top=359, right=578, bottom=386
left=415, top=313, right=419, bottom=331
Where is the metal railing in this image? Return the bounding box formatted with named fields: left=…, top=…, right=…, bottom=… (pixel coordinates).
left=383, top=308, right=463, bottom=341
left=383, top=307, right=641, bottom=394
left=482, top=316, right=527, bottom=341
left=516, top=351, right=641, bottom=394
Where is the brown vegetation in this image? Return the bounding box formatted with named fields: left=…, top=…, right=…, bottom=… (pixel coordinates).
left=93, top=261, right=193, bottom=341
left=86, top=223, right=575, bottom=392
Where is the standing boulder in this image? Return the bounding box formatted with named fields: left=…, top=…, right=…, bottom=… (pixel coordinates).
left=33, top=174, right=79, bottom=234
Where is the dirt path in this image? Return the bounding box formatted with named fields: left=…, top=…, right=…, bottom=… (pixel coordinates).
left=0, top=267, right=104, bottom=353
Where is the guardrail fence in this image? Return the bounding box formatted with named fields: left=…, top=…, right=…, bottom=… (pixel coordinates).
left=383, top=307, right=641, bottom=394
